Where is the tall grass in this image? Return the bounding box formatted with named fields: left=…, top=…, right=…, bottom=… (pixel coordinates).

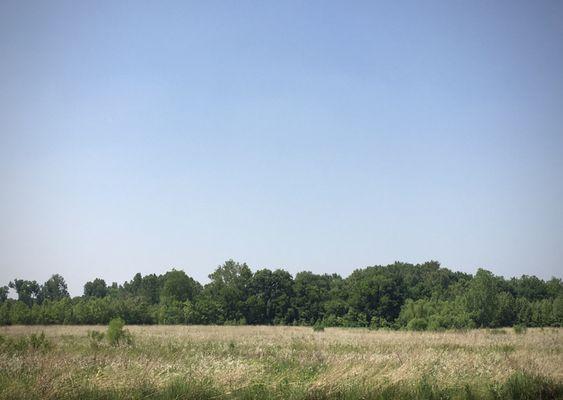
left=0, top=326, right=561, bottom=399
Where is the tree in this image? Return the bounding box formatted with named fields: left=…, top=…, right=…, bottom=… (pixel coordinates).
left=188, top=294, right=223, bottom=324
left=84, top=278, right=108, bottom=298
left=1, top=260, right=560, bottom=329
left=9, top=279, right=41, bottom=306
left=346, top=267, right=404, bottom=325
left=553, top=294, right=563, bottom=326
left=42, top=274, right=69, bottom=301
left=125, top=273, right=143, bottom=294
left=546, top=278, right=563, bottom=299
left=10, top=301, right=33, bottom=324
left=464, top=269, right=499, bottom=327
left=0, top=286, right=8, bottom=303
left=246, top=269, right=294, bottom=324
left=510, top=275, right=548, bottom=301
left=515, top=297, right=532, bottom=326
left=292, top=272, right=335, bottom=324
left=139, top=274, right=160, bottom=304
left=160, top=269, right=201, bottom=303
left=206, top=260, right=252, bottom=323
left=494, top=292, right=516, bottom=327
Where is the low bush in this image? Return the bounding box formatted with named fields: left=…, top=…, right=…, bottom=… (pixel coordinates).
left=0, top=331, right=52, bottom=354
left=107, top=317, right=133, bottom=346
left=488, top=328, right=507, bottom=335
left=87, top=330, right=105, bottom=349
left=407, top=318, right=428, bottom=331
left=29, top=332, right=52, bottom=351
left=312, top=322, right=325, bottom=332
left=513, top=324, right=527, bottom=334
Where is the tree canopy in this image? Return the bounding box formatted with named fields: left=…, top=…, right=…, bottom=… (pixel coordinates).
left=1, top=260, right=561, bottom=329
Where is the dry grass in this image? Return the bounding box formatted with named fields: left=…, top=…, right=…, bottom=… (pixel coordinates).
left=0, top=325, right=561, bottom=399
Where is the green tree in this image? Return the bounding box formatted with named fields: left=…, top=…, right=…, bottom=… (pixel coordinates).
left=246, top=268, right=293, bottom=324
left=346, top=267, right=403, bottom=324
left=42, top=274, right=69, bottom=301
left=139, top=274, right=160, bottom=304
left=494, top=292, right=516, bottom=327
left=84, top=278, right=108, bottom=298
left=206, top=260, right=252, bottom=323
left=9, top=279, right=41, bottom=306
left=10, top=301, right=33, bottom=324
left=188, top=294, right=223, bottom=324
left=515, top=297, right=532, bottom=326
left=553, top=294, right=563, bottom=326
left=160, top=270, right=201, bottom=303
left=510, top=275, right=548, bottom=301
left=464, top=269, right=499, bottom=327
left=0, top=286, right=8, bottom=303
left=292, top=272, right=335, bottom=324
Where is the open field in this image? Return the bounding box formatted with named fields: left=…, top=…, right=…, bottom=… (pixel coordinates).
left=0, top=325, right=562, bottom=399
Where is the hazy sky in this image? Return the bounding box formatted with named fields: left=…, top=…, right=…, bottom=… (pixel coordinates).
left=1, top=1, right=562, bottom=296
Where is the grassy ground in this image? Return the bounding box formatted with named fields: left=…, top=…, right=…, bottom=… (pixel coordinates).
left=0, top=325, right=561, bottom=399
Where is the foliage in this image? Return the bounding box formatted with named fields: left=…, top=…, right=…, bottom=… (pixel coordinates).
left=0, top=286, right=8, bottom=303
left=0, top=331, right=52, bottom=354
left=407, top=317, right=428, bottom=331
left=107, top=318, right=133, bottom=346
left=87, top=330, right=105, bottom=349
left=160, top=270, right=202, bottom=303
left=513, top=324, right=527, bottom=334
left=312, top=321, right=325, bottom=332
left=29, top=332, right=52, bottom=351
left=1, top=261, right=562, bottom=330
left=42, top=274, right=70, bottom=301
left=8, top=279, right=41, bottom=306
left=84, top=278, right=108, bottom=298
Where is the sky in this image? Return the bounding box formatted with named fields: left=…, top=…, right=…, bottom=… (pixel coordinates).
left=1, top=1, right=562, bottom=296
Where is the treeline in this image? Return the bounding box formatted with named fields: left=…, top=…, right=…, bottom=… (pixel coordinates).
left=1, top=260, right=562, bottom=330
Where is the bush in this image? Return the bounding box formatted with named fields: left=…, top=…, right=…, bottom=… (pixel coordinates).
left=87, top=330, right=105, bottom=349
left=29, top=332, right=52, bottom=351
left=0, top=332, right=52, bottom=354
left=312, top=322, right=325, bottom=332
left=489, top=328, right=507, bottom=335
left=369, top=317, right=392, bottom=330
left=513, top=324, right=527, bottom=334
left=500, top=372, right=562, bottom=400
left=107, top=317, right=133, bottom=346
left=407, top=318, right=428, bottom=331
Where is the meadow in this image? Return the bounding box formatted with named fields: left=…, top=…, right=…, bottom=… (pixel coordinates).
left=0, top=325, right=562, bottom=400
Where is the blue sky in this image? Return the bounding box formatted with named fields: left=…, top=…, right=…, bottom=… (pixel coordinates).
left=1, top=1, right=562, bottom=295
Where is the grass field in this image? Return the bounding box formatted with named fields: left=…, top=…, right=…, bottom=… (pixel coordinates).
left=0, top=325, right=562, bottom=399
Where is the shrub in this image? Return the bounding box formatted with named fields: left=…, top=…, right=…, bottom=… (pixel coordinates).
left=312, top=322, right=325, bottom=332
left=500, top=372, right=562, bottom=400
left=29, top=332, right=52, bottom=351
left=407, top=318, right=428, bottom=331
left=488, top=328, right=507, bottom=335
left=369, top=317, right=392, bottom=330
left=87, top=330, right=105, bottom=349
left=513, top=324, right=527, bottom=334
left=0, top=332, right=52, bottom=354
left=107, top=317, right=133, bottom=346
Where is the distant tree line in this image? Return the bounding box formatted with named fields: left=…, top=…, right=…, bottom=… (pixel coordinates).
left=1, top=261, right=561, bottom=330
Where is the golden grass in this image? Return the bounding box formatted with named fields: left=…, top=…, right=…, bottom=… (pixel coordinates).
left=0, top=325, right=561, bottom=398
